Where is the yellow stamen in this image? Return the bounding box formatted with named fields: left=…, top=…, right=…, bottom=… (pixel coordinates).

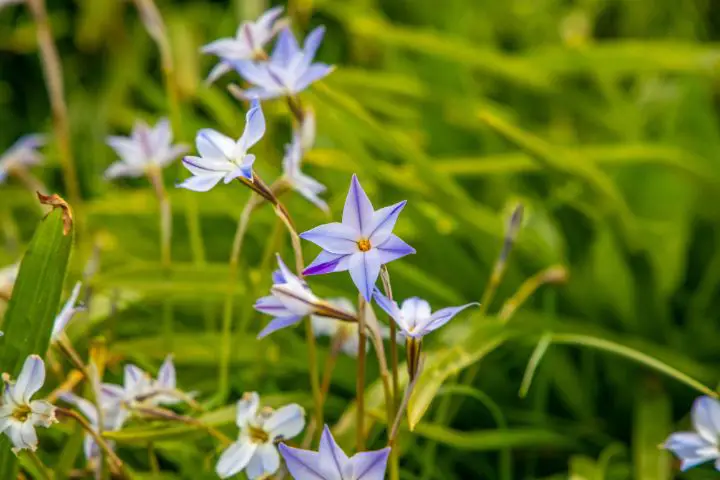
left=12, top=404, right=31, bottom=422
left=248, top=425, right=270, bottom=444
left=357, top=239, right=371, bottom=252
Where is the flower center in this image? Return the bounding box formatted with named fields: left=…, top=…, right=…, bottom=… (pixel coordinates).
left=248, top=425, right=270, bottom=444
left=12, top=404, right=31, bottom=422
left=357, top=239, right=372, bottom=252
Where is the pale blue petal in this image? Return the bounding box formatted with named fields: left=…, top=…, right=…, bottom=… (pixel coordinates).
left=254, top=444, right=280, bottom=477
left=275, top=254, right=297, bottom=285
left=205, top=62, right=232, bottom=85
left=14, top=355, right=45, bottom=403
left=303, top=251, right=352, bottom=276
left=368, top=201, right=407, bottom=245
left=181, top=156, right=229, bottom=175
left=197, top=129, right=235, bottom=160
left=423, top=302, right=479, bottom=333
left=343, top=175, right=374, bottom=236
left=301, top=26, right=326, bottom=66
left=272, top=27, right=300, bottom=66
left=238, top=100, right=266, bottom=151
left=375, top=234, right=415, bottom=265
left=232, top=61, right=277, bottom=88
left=349, top=250, right=382, bottom=302
left=106, top=136, right=142, bottom=165
left=58, top=392, right=98, bottom=426
left=157, top=356, right=176, bottom=390
left=351, top=448, right=391, bottom=480
left=279, top=444, right=325, bottom=480
left=293, top=64, right=334, bottom=93
left=257, top=316, right=303, bottom=338
left=265, top=404, right=305, bottom=440
left=177, top=173, right=224, bottom=192
left=664, top=431, right=718, bottom=471
left=256, top=6, right=284, bottom=33
left=254, top=295, right=294, bottom=317
left=318, top=425, right=348, bottom=476
left=216, top=440, right=257, bottom=479
left=692, top=396, right=720, bottom=443
left=105, top=161, right=145, bottom=180
left=201, top=38, right=243, bottom=57
left=300, top=222, right=358, bottom=254
left=372, top=289, right=402, bottom=323
left=239, top=86, right=284, bottom=101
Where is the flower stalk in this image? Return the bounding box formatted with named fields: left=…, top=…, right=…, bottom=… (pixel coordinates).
left=356, top=294, right=367, bottom=451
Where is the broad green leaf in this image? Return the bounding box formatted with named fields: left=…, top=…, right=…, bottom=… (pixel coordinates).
left=0, top=206, right=74, bottom=477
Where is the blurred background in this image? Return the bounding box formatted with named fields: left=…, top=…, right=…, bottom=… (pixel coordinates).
left=1, top=0, right=720, bottom=478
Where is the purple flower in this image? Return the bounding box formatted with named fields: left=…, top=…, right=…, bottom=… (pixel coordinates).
left=282, top=130, right=328, bottom=213
left=301, top=174, right=415, bottom=301
left=255, top=254, right=322, bottom=339
left=202, top=6, right=285, bottom=84
left=105, top=119, right=186, bottom=179
left=373, top=290, right=477, bottom=339
left=664, top=396, right=720, bottom=471
left=0, top=134, right=45, bottom=184
left=232, top=26, right=334, bottom=100
left=279, top=424, right=390, bottom=480
left=178, top=100, right=265, bottom=192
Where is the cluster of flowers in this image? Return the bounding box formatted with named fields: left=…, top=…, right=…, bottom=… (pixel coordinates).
left=1, top=3, right=719, bottom=478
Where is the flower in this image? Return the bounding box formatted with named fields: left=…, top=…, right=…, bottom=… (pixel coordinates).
left=372, top=290, right=478, bottom=339
left=216, top=392, right=305, bottom=479
left=312, top=298, right=392, bottom=357
left=256, top=255, right=357, bottom=339
left=279, top=424, right=390, bottom=480
left=100, top=356, right=185, bottom=426
left=301, top=174, right=415, bottom=301
left=664, top=396, right=720, bottom=471
left=0, top=135, right=45, bottom=184
left=178, top=100, right=265, bottom=192
left=0, top=355, right=57, bottom=453
left=105, top=118, right=186, bottom=179
left=0, top=263, right=18, bottom=293
left=202, top=6, right=285, bottom=84
left=51, top=282, right=83, bottom=341
left=59, top=364, right=123, bottom=467
left=282, top=130, right=328, bottom=213
left=232, top=26, right=333, bottom=100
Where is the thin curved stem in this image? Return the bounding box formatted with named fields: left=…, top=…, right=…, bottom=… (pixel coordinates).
left=356, top=295, right=367, bottom=451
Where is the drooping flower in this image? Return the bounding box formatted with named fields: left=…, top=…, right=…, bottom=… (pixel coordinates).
left=232, top=26, right=334, bottom=100
left=0, top=355, right=57, bottom=453
left=51, top=282, right=83, bottom=341
left=255, top=255, right=355, bottom=339
left=301, top=175, right=415, bottom=301
left=373, top=289, right=477, bottom=379
left=0, top=135, right=45, bottom=184
left=664, top=396, right=720, bottom=472
left=372, top=290, right=478, bottom=340
left=279, top=424, right=390, bottom=480
left=216, top=392, right=305, bottom=479
left=105, top=118, right=186, bottom=180
left=282, top=129, right=328, bottom=213
left=178, top=100, right=265, bottom=192
left=312, top=298, right=392, bottom=357
left=100, top=356, right=186, bottom=426
left=59, top=363, right=123, bottom=467
left=202, top=6, right=285, bottom=84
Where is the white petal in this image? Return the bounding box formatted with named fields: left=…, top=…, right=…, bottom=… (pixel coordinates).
left=105, top=161, right=145, bottom=180
left=177, top=173, right=225, bottom=192
left=7, top=419, right=38, bottom=453
left=216, top=440, right=257, bottom=479
left=254, top=443, right=280, bottom=477
left=271, top=283, right=319, bottom=316
left=400, top=297, right=432, bottom=331
left=52, top=281, right=82, bottom=339
left=266, top=404, right=305, bottom=441
left=29, top=400, right=56, bottom=428
left=237, top=392, right=260, bottom=428
left=196, top=129, right=236, bottom=160
left=692, top=396, right=720, bottom=444
left=14, top=355, right=45, bottom=403
left=156, top=356, right=176, bottom=390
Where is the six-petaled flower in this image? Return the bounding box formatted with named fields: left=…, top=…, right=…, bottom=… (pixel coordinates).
left=664, top=396, right=720, bottom=472
left=0, top=135, right=45, bottom=185
left=280, top=424, right=390, bottom=480
left=202, top=6, right=285, bottom=84
left=105, top=119, right=186, bottom=179
left=0, top=355, right=57, bottom=453
left=216, top=392, right=305, bottom=479
left=178, top=100, right=265, bottom=192
left=232, top=26, right=333, bottom=100
left=301, top=174, right=415, bottom=301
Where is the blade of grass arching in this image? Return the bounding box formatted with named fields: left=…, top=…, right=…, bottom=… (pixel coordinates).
left=477, top=110, right=638, bottom=249
left=0, top=204, right=74, bottom=478
left=413, top=423, right=571, bottom=451
left=633, top=380, right=671, bottom=480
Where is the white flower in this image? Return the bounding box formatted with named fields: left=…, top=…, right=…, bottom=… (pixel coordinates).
left=202, top=6, right=285, bottom=84
left=51, top=282, right=83, bottom=341
left=100, top=356, right=186, bottom=426
left=0, top=135, right=45, bottom=184
left=216, top=392, right=305, bottom=479
left=0, top=355, right=57, bottom=453
left=178, top=100, right=265, bottom=192
left=105, top=118, right=187, bottom=179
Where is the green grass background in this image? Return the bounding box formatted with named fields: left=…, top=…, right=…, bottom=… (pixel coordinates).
left=1, top=0, right=720, bottom=478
